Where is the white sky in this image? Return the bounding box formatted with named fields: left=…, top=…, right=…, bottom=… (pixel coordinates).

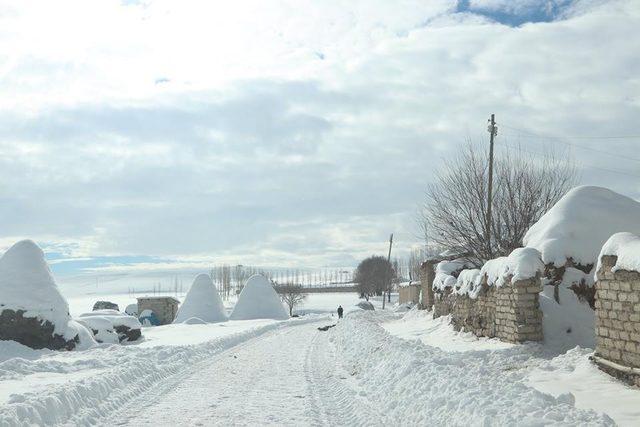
left=0, top=0, right=638, bottom=274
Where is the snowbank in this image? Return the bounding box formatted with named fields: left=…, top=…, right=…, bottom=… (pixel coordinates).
left=539, top=285, right=595, bottom=352
left=174, top=274, right=227, bottom=323
left=524, top=186, right=640, bottom=267
left=597, top=232, right=640, bottom=275
left=330, top=312, right=611, bottom=424
left=0, top=240, right=93, bottom=349
left=230, top=275, right=289, bottom=320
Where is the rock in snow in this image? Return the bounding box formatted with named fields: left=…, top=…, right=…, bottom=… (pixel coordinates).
left=0, top=240, right=94, bottom=350
left=230, top=275, right=289, bottom=320
left=92, top=301, right=119, bottom=311
left=524, top=186, right=640, bottom=267
left=174, top=274, right=227, bottom=323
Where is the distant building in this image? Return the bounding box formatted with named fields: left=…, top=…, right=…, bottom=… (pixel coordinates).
left=136, top=296, right=180, bottom=325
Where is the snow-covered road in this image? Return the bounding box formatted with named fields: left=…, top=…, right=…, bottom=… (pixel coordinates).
left=114, top=323, right=323, bottom=426
left=108, top=312, right=618, bottom=427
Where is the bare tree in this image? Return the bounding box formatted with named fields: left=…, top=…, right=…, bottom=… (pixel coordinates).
left=354, top=256, right=395, bottom=299
left=276, top=283, right=307, bottom=316
left=419, top=143, right=576, bottom=264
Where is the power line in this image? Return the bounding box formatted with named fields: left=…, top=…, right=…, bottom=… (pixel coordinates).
left=501, top=124, right=640, bottom=139
left=498, top=141, right=640, bottom=179
left=501, top=124, right=640, bottom=164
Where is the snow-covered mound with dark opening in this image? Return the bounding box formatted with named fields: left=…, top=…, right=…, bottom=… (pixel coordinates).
left=174, top=274, right=227, bottom=323
left=524, top=186, right=640, bottom=267
left=0, top=240, right=94, bottom=349
left=229, top=275, right=288, bottom=320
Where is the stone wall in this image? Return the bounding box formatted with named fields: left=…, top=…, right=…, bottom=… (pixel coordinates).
left=420, top=261, right=436, bottom=310
left=137, top=297, right=180, bottom=325
left=398, top=284, right=420, bottom=305
left=594, top=255, right=640, bottom=386
left=423, top=265, right=543, bottom=343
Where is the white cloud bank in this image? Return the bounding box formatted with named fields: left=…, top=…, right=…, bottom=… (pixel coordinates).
left=0, top=0, right=638, bottom=273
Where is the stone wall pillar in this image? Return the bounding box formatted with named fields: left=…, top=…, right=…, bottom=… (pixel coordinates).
left=420, top=261, right=436, bottom=310
left=594, top=255, right=640, bottom=386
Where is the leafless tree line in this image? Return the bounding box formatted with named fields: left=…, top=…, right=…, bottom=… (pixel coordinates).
left=208, top=265, right=355, bottom=300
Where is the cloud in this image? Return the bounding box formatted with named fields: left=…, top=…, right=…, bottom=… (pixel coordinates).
left=0, top=0, right=638, bottom=277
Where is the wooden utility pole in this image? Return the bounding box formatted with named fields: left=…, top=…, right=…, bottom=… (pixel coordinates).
left=382, top=233, right=394, bottom=309
left=486, top=114, right=497, bottom=258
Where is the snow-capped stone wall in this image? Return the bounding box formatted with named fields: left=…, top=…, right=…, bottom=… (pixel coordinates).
left=593, top=233, right=640, bottom=386
left=421, top=249, right=544, bottom=343
left=431, top=275, right=543, bottom=343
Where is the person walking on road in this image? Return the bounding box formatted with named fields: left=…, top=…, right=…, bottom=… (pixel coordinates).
left=337, top=305, right=344, bottom=319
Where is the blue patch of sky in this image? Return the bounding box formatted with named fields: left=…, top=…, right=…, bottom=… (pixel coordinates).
left=456, top=0, right=576, bottom=26
left=45, top=254, right=167, bottom=275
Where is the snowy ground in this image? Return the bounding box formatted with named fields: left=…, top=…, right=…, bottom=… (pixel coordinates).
left=383, top=309, right=640, bottom=426
left=2, top=293, right=640, bottom=426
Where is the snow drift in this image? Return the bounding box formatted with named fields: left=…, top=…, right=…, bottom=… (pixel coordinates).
left=524, top=186, right=640, bottom=268
left=0, top=240, right=94, bottom=350
left=174, top=274, right=227, bottom=323
left=230, top=275, right=288, bottom=320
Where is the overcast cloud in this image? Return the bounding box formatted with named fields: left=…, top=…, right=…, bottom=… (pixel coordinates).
left=0, top=0, right=638, bottom=277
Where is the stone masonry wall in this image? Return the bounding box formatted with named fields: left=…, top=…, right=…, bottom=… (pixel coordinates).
left=399, top=285, right=420, bottom=305
left=594, top=255, right=640, bottom=386
left=429, top=274, right=543, bottom=343
left=137, top=297, right=180, bottom=325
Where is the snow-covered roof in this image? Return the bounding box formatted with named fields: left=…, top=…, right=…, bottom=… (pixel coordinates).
left=597, top=232, right=640, bottom=276
left=174, top=274, right=227, bottom=323
left=230, top=275, right=289, bottom=320
left=524, top=186, right=640, bottom=267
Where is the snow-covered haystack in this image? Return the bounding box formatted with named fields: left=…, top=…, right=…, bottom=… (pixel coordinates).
left=524, top=186, right=640, bottom=271
left=78, top=310, right=142, bottom=343
left=174, top=274, right=227, bottom=324
left=229, top=275, right=288, bottom=320
left=0, top=240, right=94, bottom=350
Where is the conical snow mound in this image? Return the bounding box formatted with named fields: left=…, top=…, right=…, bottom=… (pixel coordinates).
left=174, top=274, right=227, bottom=323
left=524, top=186, right=640, bottom=267
left=230, top=274, right=288, bottom=320
left=0, top=240, right=71, bottom=331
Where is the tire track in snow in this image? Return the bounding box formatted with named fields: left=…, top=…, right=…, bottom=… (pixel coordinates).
left=110, top=321, right=327, bottom=426
left=304, top=323, right=389, bottom=427
left=0, top=318, right=323, bottom=426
